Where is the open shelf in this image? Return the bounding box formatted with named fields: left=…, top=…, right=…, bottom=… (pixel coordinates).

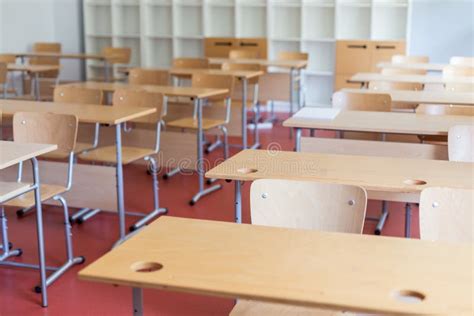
left=237, top=5, right=266, bottom=37
left=113, top=3, right=140, bottom=37
left=336, top=4, right=371, bottom=39
left=145, top=38, right=173, bottom=67
left=302, top=3, right=335, bottom=39
left=175, top=3, right=203, bottom=37
left=270, top=4, right=301, bottom=39
left=205, top=4, right=235, bottom=37
left=372, top=5, right=408, bottom=40
left=302, top=41, right=335, bottom=73
left=145, top=3, right=172, bottom=37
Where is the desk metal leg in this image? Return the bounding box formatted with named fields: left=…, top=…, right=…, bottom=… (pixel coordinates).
left=132, top=288, right=143, bottom=316
left=235, top=180, right=242, bottom=224
left=20, top=56, right=26, bottom=95
left=405, top=203, right=412, bottom=238
left=34, top=73, right=41, bottom=101
left=241, top=78, right=248, bottom=149
left=295, top=128, right=302, bottom=152
left=104, top=61, right=110, bottom=82
left=115, top=123, right=126, bottom=242
left=31, top=157, right=48, bottom=307
left=191, top=98, right=222, bottom=205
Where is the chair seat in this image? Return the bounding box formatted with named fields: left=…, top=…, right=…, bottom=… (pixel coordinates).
left=79, top=146, right=155, bottom=165
left=4, top=184, right=67, bottom=208
left=230, top=301, right=349, bottom=316
left=42, top=143, right=94, bottom=160
left=167, top=117, right=227, bottom=130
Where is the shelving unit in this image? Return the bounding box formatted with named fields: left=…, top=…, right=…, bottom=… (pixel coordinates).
left=83, top=0, right=410, bottom=105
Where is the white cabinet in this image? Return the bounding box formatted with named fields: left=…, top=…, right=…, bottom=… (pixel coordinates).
left=83, top=0, right=409, bottom=105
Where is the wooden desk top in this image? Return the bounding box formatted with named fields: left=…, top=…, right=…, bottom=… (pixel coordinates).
left=0, top=100, right=156, bottom=125
left=351, top=72, right=474, bottom=85
left=0, top=141, right=57, bottom=170
left=13, top=52, right=105, bottom=60
left=205, top=149, right=473, bottom=194
left=377, top=62, right=447, bottom=72
left=78, top=216, right=473, bottom=315
left=169, top=68, right=264, bottom=79
left=0, top=182, right=31, bottom=204
left=341, top=88, right=474, bottom=106
left=61, top=82, right=229, bottom=99
left=208, top=58, right=308, bottom=69
left=7, top=63, right=61, bottom=73
left=283, top=110, right=474, bottom=136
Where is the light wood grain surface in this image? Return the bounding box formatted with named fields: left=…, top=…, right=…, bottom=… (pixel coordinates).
left=78, top=216, right=473, bottom=315
left=341, top=88, right=474, bottom=106
left=7, top=63, right=61, bottom=73
left=169, top=68, right=264, bottom=80
left=60, top=82, right=228, bottom=99
left=351, top=72, right=474, bottom=85
left=0, top=141, right=57, bottom=170
left=0, top=182, right=31, bottom=204
left=377, top=62, right=446, bottom=72
left=205, top=149, right=473, bottom=194
left=209, top=58, right=308, bottom=69
left=283, top=110, right=474, bottom=136
left=0, top=99, right=156, bottom=125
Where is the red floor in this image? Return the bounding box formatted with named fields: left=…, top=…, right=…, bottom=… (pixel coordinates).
left=0, top=116, right=419, bottom=316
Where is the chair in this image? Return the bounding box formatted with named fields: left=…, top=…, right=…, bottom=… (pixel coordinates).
left=0, top=54, right=16, bottom=63
left=166, top=74, right=234, bottom=160
left=392, top=55, right=429, bottom=64
left=443, top=65, right=474, bottom=78
left=128, top=68, right=170, bottom=86
left=448, top=125, right=474, bottom=162
left=450, top=56, right=474, bottom=67
left=419, top=188, right=473, bottom=243
left=172, top=58, right=209, bottom=69
left=381, top=68, right=427, bottom=75
left=4, top=112, right=84, bottom=290
left=230, top=179, right=367, bottom=316
left=278, top=51, right=309, bottom=110
left=416, top=104, right=474, bottom=144
left=229, top=50, right=260, bottom=60
left=102, top=47, right=132, bottom=82
left=332, top=90, right=391, bottom=112
left=78, top=89, right=168, bottom=230
left=53, top=86, right=105, bottom=156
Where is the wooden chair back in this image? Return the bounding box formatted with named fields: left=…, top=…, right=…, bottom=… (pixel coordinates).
left=112, top=89, right=165, bottom=124
left=0, top=54, right=16, bottom=63
left=419, top=187, right=474, bottom=243
left=369, top=80, right=423, bottom=91
left=13, top=112, right=78, bottom=155
left=278, top=52, right=309, bottom=61
left=250, top=179, right=367, bottom=233
left=102, top=47, right=131, bottom=64
left=450, top=56, right=474, bottom=67
left=53, top=86, right=104, bottom=105
left=301, top=137, right=448, bottom=160
left=0, top=63, right=7, bottom=85
left=445, top=83, right=474, bottom=92
left=416, top=104, right=474, bottom=116
left=443, top=65, right=474, bottom=78
left=381, top=67, right=427, bottom=75
left=229, top=50, right=259, bottom=60
left=448, top=125, right=474, bottom=162
left=30, top=42, right=61, bottom=78
left=221, top=62, right=261, bottom=86
left=128, top=68, right=170, bottom=86
left=191, top=73, right=234, bottom=100
left=173, top=58, right=209, bottom=69
left=332, top=91, right=391, bottom=112
left=392, top=55, right=429, bottom=64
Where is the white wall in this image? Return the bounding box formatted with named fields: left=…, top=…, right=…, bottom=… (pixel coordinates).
left=0, top=0, right=83, bottom=80
left=408, top=0, right=474, bottom=63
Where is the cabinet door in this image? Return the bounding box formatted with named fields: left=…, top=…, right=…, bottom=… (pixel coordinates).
left=334, top=74, right=362, bottom=91
left=335, top=40, right=371, bottom=75
left=370, top=41, right=406, bottom=71
left=204, top=37, right=238, bottom=58
left=236, top=38, right=268, bottom=59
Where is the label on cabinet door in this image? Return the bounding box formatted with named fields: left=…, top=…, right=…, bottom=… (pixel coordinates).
left=293, top=108, right=340, bottom=120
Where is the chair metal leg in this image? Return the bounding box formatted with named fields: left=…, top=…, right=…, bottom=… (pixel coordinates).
left=69, top=207, right=91, bottom=223
left=374, top=201, right=389, bottom=235
left=163, top=167, right=181, bottom=180
left=205, top=136, right=223, bottom=154
left=16, top=205, right=35, bottom=217
left=0, top=207, right=22, bottom=262
left=76, top=208, right=102, bottom=224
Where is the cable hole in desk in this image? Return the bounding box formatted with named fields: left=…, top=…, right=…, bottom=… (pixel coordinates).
left=131, top=262, right=163, bottom=273
left=237, top=168, right=258, bottom=174
left=403, top=179, right=427, bottom=186
left=392, top=290, right=425, bottom=304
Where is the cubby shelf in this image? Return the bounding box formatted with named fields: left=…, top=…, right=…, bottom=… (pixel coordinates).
left=83, top=0, right=409, bottom=105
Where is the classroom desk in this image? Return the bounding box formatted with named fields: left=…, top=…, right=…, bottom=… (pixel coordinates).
left=341, top=88, right=474, bottom=106
left=205, top=149, right=474, bottom=224
left=78, top=216, right=473, bottom=316
left=169, top=68, right=264, bottom=149
left=0, top=100, right=156, bottom=243
left=0, top=141, right=57, bottom=307
left=377, top=62, right=447, bottom=72
left=209, top=58, right=309, bottom=117
left=283, top=109, right=474, bottom=151
left=7, top=64, right=61, bottom=100
left=350, top=72, right=474, bottom=87
left=60, top=81, right=229, bottom=204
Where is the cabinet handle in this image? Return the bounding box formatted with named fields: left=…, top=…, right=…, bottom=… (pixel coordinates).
left=215, top=42, right=233, bottom=46
left=376, top=45, right=396, bottom=49
left=240, top=42, right=258, bottom=47
left=347, top=45, right=367, bottom=49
